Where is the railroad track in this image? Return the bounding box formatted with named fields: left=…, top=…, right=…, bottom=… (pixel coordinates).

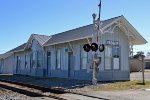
left=0, top=79, right=110, bottom=100
left=0, top=79, right=68, bottom=100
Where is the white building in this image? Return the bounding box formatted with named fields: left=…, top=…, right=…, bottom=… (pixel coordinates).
left=0, top=15, right=147, bottom=81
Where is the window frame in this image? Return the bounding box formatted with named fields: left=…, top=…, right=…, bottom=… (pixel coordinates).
left=47, top=51, right=51, bottom=70
left=56, top=49, right=61, bottom=70
left=37, top=51, right=42, bottom=68
left=30, top=53, right=33, bottom=69
left=24, top=54, right=28, bottom=69
left=104, top=45, right=121, bottom=70
left=17, top=56, right=21, bottom=67
left=80, top=45, right=88, bottom=69
left=104, top=45, right=113, bottom=70
left=32, top=51, right=37, bottom=68
left=112, top=46, right=120, bottom=70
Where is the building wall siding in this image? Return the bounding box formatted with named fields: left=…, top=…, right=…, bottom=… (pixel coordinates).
left=44, top=26, right=130, bottom=80
left=31, top=39, right=45, bottom=76
left=74, top=45, right=81, bottom=71
left=14, top=51, right=31, bottom=75
left=1, top=55, right=14, bottom=74
left=13, top=39, right=45, bottom=77
left=98, top=26, right=130, bottom=71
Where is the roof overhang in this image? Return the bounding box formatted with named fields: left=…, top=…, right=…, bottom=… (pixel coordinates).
left=44, top=36, right=92, bottom=46
left=24, top=34, right=34, bottom=50
left=106, top=16, right=147, bottom=45
left=24, top=34, right=50, bottom=50
left=0, top=52, right=13, bottom=60
left=121, top=16, right=147, bottom=45
left=44, top=16, right=147, bottom=47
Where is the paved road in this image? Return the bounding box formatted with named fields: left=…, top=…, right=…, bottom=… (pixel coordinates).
left=62, top=93, right=103, bottom=100
left=130, top=70, right=150, bottom=80
left=84, top=89, right=150, bottom=100
left=73, top=71, right=150, bottom=100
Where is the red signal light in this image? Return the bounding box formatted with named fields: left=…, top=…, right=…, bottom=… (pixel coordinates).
left=91, top=43, right=98, bottom=52
left=83, top=44, right=91, bottom=52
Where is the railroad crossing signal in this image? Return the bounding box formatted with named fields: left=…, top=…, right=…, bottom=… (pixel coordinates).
left=83, top=44, right=91, bottom=52
left=83, top=43, right=105, bottom=52
left=99, top=44, right=105, bottom=52
left=91, top=43, right=98, bottom=52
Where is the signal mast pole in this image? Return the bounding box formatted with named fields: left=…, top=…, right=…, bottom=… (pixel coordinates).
left=92, top=13, right=98, bottom=85
left=83, top=0, right=104, bottom=85
left=92, top=0, right=102, bottom=85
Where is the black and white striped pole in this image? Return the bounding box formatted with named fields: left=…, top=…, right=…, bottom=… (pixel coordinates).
left=92, top=13, right=101, bottom=85
left=83, top=0, right=104, bottom=85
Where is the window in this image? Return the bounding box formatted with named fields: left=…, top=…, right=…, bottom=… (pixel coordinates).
left=30, top=53, right=33, bottom=68
left=56, top=49, right=61, bottom=69
left=81, top=45, right=88, bottom=69
left=47, top=51, right=51, bottom=70
left=105, top=45, right=120, bottom=70
left=17, top=56, right=21, bottom=67
left=16, top=56, right=21, bottom=69
left=25, top=55, right=27, bottom=68
left=113, top=46, right=120, bottom=69
left=32, top=52, right=37, bottom=68
left=33, top=52, right=36, bottom=60
left=105, top=46, right=112, bottom=70
left=37, top=51, right=42, bottom=67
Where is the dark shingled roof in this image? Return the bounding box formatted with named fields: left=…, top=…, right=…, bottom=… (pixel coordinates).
left=0, top=43, right=26, bottom=59
left=44, top=16, right=122, bottom=46
left=32, top=34, right=51, bottom=46
left=9, top=43, right=27, bottom=53
left=0, top=34, right=50, bottom=58
left=0, top=52, right=13, bottom=59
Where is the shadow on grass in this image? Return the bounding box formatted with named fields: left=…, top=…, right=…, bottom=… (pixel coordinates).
left=136, top=82, right=146, bottom=85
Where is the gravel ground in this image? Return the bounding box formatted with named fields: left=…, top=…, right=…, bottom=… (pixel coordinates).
left=0, top=75, right=93, bottom=89
left=0, top=87, right=103, bottom=100
left=1, top=74, right=150, bottom=100
left=0, top=87, right=56, bottom=100
left=0, top=87, right=31, bottom=100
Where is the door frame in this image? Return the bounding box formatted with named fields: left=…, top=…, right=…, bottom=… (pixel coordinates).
left=68, top=52, right=74, bottom=78
left=47, top=51, right=51, bottom=76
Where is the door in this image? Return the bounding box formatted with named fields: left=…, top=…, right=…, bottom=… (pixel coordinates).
left=47, top=52, right=51, bottom=76
left=68, top=52, right=74, bottom=78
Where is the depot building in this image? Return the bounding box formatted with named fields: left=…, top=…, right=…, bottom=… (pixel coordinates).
left=0, top=15, right=147, bottom=81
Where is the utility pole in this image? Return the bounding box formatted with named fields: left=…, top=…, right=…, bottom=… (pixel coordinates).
left=142, top=55, right=145, bottom=85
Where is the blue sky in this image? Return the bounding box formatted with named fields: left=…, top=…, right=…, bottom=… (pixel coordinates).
left=0, top=0, right=150, bottom=55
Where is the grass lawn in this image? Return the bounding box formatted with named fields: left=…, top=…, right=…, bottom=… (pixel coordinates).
left=83, top=80, right=150, bottom=91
